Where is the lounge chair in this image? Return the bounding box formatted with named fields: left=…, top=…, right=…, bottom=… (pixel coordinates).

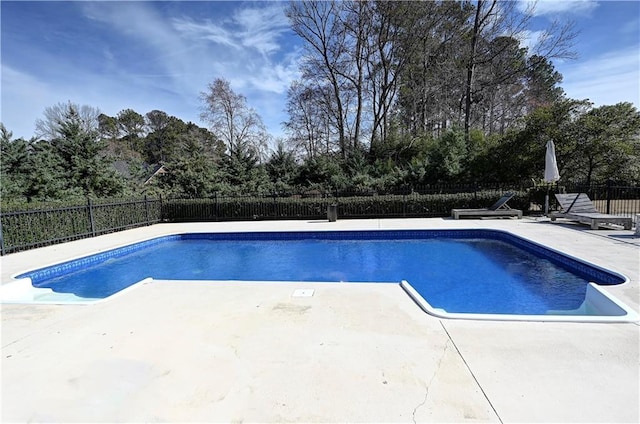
left=550, top=193, right=632, bottom=230
left=451, top=192, right=522, bottom=219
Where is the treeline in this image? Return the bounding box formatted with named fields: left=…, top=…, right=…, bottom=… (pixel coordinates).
left=1, top=0, right=640, bottom=204
left=2, top=99, right=638, bottom=204
left=283, top=0, right=574, bottom=156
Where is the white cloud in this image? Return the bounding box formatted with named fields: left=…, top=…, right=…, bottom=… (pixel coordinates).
left=168, top=3, right=297, bottom=134
left=248, top=53, right=302, bottom=95
left=516, top=29, right=546, bottom=54
left=172, top=4, right=290, bottom=57
left=557, top=47, right=640, bottom=107
left=1, top=65, right=59, bottom=139
left=172, top=18, right=239, bottom=49
left=0, top=64, right=201, bottom=140
left=81, top=2, right=206, bottom=95
left=620, top=17, right=639, bottom=36
left=518, top=0, right=599, bottom=17
left=234, top=5, right=290, bottom=55
left=2, top=2, right=299, bottom=140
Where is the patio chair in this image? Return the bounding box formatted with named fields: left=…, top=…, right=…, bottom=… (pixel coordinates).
left=550, top=193, right=632, bottom=230
left=451, top=192, right=522, bottom=220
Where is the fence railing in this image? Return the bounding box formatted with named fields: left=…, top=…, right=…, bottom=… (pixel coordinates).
left=0, top=197, right=162, bottom=255
left=1, top=183, right=638, bottom=255
left=560, top=183, right=640, bottom=216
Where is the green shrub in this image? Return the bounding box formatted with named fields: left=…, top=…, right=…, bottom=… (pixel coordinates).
left=1, top=190, right=532, bottom=254
left=1, top=198, right=161, bottom=253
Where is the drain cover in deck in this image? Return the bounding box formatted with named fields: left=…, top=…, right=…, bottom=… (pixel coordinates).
left=292, top=289, right=315, bottom=297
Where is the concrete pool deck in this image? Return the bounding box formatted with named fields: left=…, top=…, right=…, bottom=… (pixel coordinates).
left=1, top=218, right=639, bottom=422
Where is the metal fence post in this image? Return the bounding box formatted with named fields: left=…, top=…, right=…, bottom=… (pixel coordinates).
left=214, top=192, right=219, bottom=221
left=0, top=217, right=5, bottom=256
left=87, top=198, right=96, bottom=237
left=473, top=182, right=478, bottom=204
left=606, top=180, right=612, bottom=215
left=403, top=187, right=407, bottom=217
left=272, top=192, right=277, bottom=218
left=4, top=183, right=640, bottom=254
left=144, top=195, right=150, bottom=225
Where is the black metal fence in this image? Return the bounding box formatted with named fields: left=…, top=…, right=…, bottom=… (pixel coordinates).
left=561, top=183, right=640, bottom=216
left=0, top=197, right=162, bottom=255
left=161, top=187, right=527, bottom=222
left=1, top=183, right=638, bottom=255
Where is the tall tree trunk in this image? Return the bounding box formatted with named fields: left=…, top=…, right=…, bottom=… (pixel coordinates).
left=464, top=0, right=484, bottom=145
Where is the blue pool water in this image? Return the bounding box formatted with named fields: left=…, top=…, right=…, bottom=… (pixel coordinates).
left=17, top=230, right=625, bottom=315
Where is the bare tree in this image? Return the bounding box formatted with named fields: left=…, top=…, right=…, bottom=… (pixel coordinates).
left=284, top=80, right=333, bottom=158
left=200, top=78, right=267, bottom=159
left=394, top=1, right=472, bottom=137
left=287, top=0, right=351, bottom=158
left=338, top=0, right=370, bottom=151
left=461, top=0, right=576, bottom=143
left=35, top=101, right=101, bottom=141
left=285, top=0, right=576, bottom=157
left=365, top=0, right=404, bottom=147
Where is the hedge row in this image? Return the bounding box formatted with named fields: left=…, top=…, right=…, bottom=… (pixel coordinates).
left=163, top=190, right=529, bottom=221
left=1, top=198, right=162, bottom=254
left=1, top=191, right=529, bottom=254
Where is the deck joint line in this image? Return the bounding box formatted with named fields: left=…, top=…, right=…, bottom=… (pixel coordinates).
left=439, top=320, right=504, bottom=424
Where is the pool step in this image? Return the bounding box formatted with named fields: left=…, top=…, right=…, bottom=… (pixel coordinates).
left=0, top=278, right=55, bottom=303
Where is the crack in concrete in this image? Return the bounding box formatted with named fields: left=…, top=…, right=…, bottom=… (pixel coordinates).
left=411, top=339, right=450, bottom=423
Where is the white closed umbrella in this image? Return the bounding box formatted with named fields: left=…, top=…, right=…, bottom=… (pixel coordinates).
left=544, top=140, right=560, bottom=183
left=544, top=140, right=560, bottom=215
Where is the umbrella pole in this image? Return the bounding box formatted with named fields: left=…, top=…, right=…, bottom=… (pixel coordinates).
left=544, top=183, right=552, bottom=217
left=544, top=191, right=549, bottom=216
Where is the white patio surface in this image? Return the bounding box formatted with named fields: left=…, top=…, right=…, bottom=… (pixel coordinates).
left=1, top=218, right=639, bottom=423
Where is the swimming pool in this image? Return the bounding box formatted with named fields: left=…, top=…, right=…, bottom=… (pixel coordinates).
left=2, top=229, right=636, bottom=322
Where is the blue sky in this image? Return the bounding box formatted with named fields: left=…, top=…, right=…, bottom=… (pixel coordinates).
left=1, top=0, right=639, bottom=142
